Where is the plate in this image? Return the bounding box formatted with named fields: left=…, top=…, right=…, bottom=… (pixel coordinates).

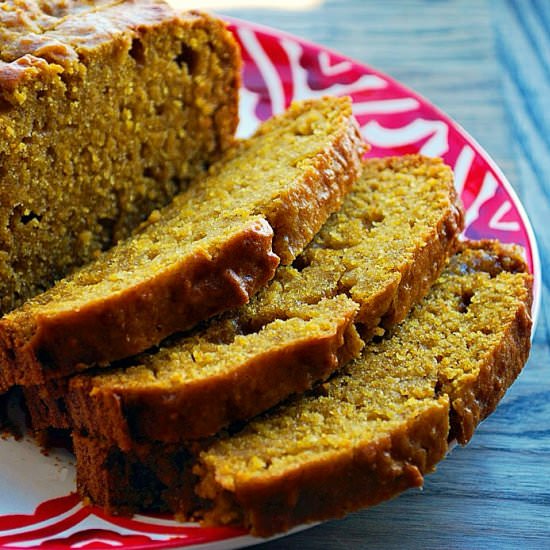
left=0, top=18, right=541, bottom=550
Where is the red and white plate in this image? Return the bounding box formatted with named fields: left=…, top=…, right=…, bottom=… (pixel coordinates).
left=0, top=18, right=541, bottom=550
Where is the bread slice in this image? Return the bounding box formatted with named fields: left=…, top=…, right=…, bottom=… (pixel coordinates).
left=23, top=155, right=463, bottom=446
left=0, top=2, right=241, bottom=314
left=27, top=295, right=364, bottom=435
left=0, top=95, right=364, bottom=391
left=72, top=241, right=533, bottom=535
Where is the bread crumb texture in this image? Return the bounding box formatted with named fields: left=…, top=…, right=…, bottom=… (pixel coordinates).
left=0, top=94, right=365, bottom=390
left=61, top=154, right=461, bottom=448
left=0, top=1, right=240, bottom=313
left=193, top=241, right=532, bottom=536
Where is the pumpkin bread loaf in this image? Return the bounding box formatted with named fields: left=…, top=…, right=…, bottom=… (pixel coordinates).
left=72, top=241, right=533, bottom=535
left=0, top=95, right=365, bottom=391
left=24, top=155, right=463, bottom=446
left=0, top=1, right=241, bottom=314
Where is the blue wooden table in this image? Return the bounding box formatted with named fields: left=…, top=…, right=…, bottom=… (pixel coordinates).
left=215, top=1, right=549, bottom=548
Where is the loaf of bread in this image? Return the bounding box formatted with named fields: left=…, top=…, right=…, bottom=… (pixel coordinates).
left=0, top=1, right=241, bottom=314
left=23, top=155, right=463, bottom=448
left=72, top=241, right=533, bottom=535
left=0, top=95, right=364, bottom=391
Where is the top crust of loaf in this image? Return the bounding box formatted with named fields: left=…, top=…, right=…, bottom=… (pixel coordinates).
left=0, top=2, right=202, bottom=69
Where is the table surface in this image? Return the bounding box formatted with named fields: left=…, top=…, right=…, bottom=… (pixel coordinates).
left=214, top=1, right=550, bottom=549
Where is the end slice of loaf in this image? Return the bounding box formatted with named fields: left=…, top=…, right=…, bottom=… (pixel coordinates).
left=27, top=154, right=462, bottom=447
left=0, top=2, right=241, bottom=313
left=0, top=95, right=365, bottom=391
left=71, top=241, right=532, bottom=535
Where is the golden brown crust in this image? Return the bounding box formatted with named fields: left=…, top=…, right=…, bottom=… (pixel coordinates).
left=0, top=2, right=201, bottom=68
left=59, top=154, right=459, bottom=446
left=21, top=154, right=462, bottom=447
left=353, top=155, right=464, bottom=336
left=22, top=379, right=70, bottom=432
left=72, top=433, right=173, bottom=515
left=376, top=202, right=463, bottom=332
left=445, top=240, right=533, bottom=444
left=449, top=299, right=532, bottom=444
left=71, top=402, right=449, bottom=527
left=198, top=403, right=449, bottom=536
left=191, top=242, right=533, bottom=536
left=0, top=219, right=279, bottom=390
left=72, top=432, right=198, bottom=516
left=246, top=96, right=366, bottom=265
left=263, top=115, right=366, bottom=264
left=0, top=54, right=55, bottom=90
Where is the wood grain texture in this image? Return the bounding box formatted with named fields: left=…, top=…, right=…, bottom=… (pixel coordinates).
left=213, top=1, right=550, bottom=548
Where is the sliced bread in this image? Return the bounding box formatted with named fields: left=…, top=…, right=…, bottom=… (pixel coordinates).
left=72, top=241, right=533, bottom=535
left=0, top=95, right=364, bottom=391
left=24, top=155, right=462, bottom=447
